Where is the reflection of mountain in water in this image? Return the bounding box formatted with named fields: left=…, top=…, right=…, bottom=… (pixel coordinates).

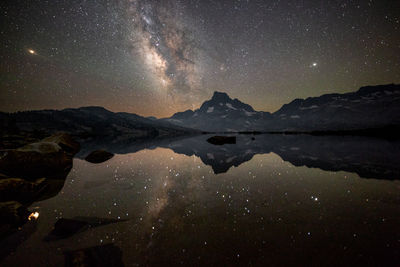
left=161, top=135, right=400, bottom=179
left=162, top=136, right=255, bottom=174
left=79, top=134, right=400, bottom=180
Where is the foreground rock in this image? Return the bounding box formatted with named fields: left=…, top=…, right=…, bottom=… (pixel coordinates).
left=0, top=201, right=30, bottom=226
left=0, top=178, right=47, bottom=203
left=85, top=150, right=114, bottom=163
left=207, top=136, right=236, bottom=145
left=0, top=133, right=80, bottom=179
left=42, top=132, right=80, bottom=156
left=0, top=218, right=37, bottom=262
left=0, top=177, right=64, bottom=241
left=0, top=133, right=79, bottom=256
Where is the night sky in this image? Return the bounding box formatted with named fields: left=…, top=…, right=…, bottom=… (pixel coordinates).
left=1, top=0, right=399, bottom=118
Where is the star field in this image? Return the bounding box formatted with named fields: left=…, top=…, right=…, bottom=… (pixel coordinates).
left=0, top=0, right=399, bottom=117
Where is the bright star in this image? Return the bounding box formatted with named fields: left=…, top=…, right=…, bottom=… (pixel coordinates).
left=311, top=62, right=318, bottom=67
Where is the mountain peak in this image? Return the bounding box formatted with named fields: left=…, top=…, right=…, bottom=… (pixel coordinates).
left=62, top=106, right=112, bottom=114
left=211, top=91, right=231, bottom=101
left=165, top=83, right=400, bottom=132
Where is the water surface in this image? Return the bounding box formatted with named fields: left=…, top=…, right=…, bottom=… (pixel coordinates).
left=2, top=135, right=400, bottom=266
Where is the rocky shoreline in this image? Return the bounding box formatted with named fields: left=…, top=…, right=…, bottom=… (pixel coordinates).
left=0, top=133, right=80, bottom=240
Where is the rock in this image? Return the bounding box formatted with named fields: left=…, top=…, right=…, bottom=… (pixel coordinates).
left=46, top=218, right=89, bottom=241
left=33, top=178, right=66, bottom=202
left=45, top=217, right=126, bottom=241
left=0, top=178, right=47, bottom=203
left=207, top=136, right=236, bottom=145
left=0, top=133, right=79, bottom=179
left=0, top=201, right=33, bottom=243
left=64, top=244, right=124, bottom=267
left=0, top=142, right=72, bottom=179
left=0, top=218, right=37, bottom=261
left=0, top=201, right=30, bottom=225
left=0, top=134, right=78, bottom=241
left=42, top=132, right=80, bottom=156
left=0, top=131, right=44, bottom=150
left=85, top=150, right=114, bottom=163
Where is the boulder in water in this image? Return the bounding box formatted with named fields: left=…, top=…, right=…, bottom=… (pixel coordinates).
left=0, top=133, right=79, bottom=179
left=85, top=150, right=114, bottom=163
left=207, top=136, right=236, bottom=145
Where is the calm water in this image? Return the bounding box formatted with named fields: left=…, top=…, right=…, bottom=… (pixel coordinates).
left=2, top=135, right=400, bottom=266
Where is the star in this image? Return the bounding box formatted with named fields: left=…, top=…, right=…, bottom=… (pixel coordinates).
left=311, top=62, right=318, bottom=68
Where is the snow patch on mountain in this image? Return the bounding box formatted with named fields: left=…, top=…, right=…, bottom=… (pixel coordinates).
left=164, top=84, right=400, bottom=132
left=169, top=119, right=182, bottom=123
left=300, top=105, right=318, bottom=110
left=226, top=103, right=237, bottom=110
left=245, top=111, right=256, bottom=116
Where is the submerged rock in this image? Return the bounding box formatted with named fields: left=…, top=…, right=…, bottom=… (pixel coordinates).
left=207, top=136, right=236, bottom=145
left=64, top=244, right=124, bottom=267
left=0, top=133, right=79, bottom=179
left=46, top=218, right=88, bottom=241
left=45, top=217, right=126, bottom=241
left=85, top=150, right=114, bottom=163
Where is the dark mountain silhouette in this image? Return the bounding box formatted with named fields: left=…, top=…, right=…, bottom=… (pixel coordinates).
left=272, top=84, right=400, bottom=131
left=1, top=84, right=399, bottom=150
left=163, top=91, right=272, bottom=131
left=0, top=106, right=198, bottom=145
left=163, top=84, right=400, bottom=132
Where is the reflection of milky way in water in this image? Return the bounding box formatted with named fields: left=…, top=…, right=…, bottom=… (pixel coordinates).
left=3, top=147, right=400, bottom=266
left=127, top=0, right=205, bottom=105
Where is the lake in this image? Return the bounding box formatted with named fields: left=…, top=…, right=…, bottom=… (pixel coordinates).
left=2, top=134, right=400, bottom=266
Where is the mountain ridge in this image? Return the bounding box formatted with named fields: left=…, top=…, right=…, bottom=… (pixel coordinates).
left=0, top=106, right=199, bottom=149
left=1, top=84, right=399, bottom=137
left=163, top=83, right=400, bottom=132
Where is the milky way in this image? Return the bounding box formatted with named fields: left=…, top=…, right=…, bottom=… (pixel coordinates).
left=127, top=0, right=208, bottom=107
